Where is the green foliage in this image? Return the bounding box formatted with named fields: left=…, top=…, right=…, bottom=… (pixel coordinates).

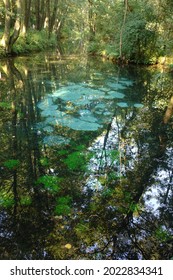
left=59, top=144, right=92, bottom=173
left=57, top=150, right=69, bottom=156
left=0, top=102, right=11, bottom=109
left=63, top=151, right=86, bottom=171
left=12, top=30, right=57, bottom=55
left=155, top=227, right=171, bottom=242
left=20, top=196, right=32, bottom=206
left=0, top=0, right=173, bottom=64
left=63, top=144, right=93, bottom=172
left=4, top=159, right=20, bottom=170
left=107, top=172, right=119, bottom=181
left=88, top=40, right=119, bottom=60
left=75, top=144, right=86, bottom=151
left=88, top=41, right=101, bottom=54
left=100, top=44, right=119, bottom=59
left=109, top=150, right=119, bottom=162
left=0, top=191, right=14, bottom=208
left=36, top=175, right=61, bottom=193
left=128, top=202, right=140, bottom=213
left=120, top=12, right=159, bottom=64
left=0, top=47, right=5, bottom=56
left=168, top=64, right=173, bottom=72
left=75, top=222, right=90, bottom=235
left=101, top=187, right=114, bottom=198
left=0, top=197, right=14, bottom=208
left=123, top=191, right=132, bottom=203
left=55, top=196, right=72, bottom=215
left=87, top=0, right=169, bottom=64
left=40, top=157, right=49, bottom=167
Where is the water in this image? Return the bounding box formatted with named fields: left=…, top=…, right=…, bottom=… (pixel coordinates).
left=0, top=52, right=173, bottom=260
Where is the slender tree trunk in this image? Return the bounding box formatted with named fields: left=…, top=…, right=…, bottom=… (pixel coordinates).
left=88, top=0, right=96, bottom=40
left=163, top=96, right=173, bottom=124
left=1, top=0, right=22, bottom=54
left=21, top=0, right=32, bottom=34
left=119, top=0, right=128, bottom=60
left=8, top=0, right=22, bottom=53
left=35, top=0, right=41, bottom=30
left=40, top=0, right=46, bottom=30
left=0, top=0, right=11, bottom=53
left=50, top=0, right=58, bottom=33
left=45, top=0, right=50, bottom=36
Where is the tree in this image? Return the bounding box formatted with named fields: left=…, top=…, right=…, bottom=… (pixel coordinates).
left=119, top=0, right=128, bottom=60
left=0, top=0, right=11, bottom=53
left=21, top=0, right=32, bottom=34
left=0, top=0, right=22, bottom=54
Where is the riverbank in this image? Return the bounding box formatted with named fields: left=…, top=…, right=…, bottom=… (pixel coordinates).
left=88, top=42, right=173, bottom=71
left=1, top=31, right=173, bottom=73
left=0, top=30, right=57, bottom=58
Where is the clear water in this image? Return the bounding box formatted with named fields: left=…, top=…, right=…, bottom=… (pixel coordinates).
left=0, top=52, right=173, bottom=259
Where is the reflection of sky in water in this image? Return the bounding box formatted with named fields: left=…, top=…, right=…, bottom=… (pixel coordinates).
left=85, top=118, right=123, bottom=191
left=144, top=169, right=172, bottom=213
left=85, top=119, right=173, bottom=220
left=36, top=76, right=170, bottom=216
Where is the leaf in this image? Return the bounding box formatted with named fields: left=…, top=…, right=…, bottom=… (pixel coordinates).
left=64, top=243, right=72, bottom=249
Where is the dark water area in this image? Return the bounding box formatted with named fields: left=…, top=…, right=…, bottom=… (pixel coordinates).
left=0, top=51, right=173, bottom=260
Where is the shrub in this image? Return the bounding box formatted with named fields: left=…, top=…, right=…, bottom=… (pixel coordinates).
left=12, top=30, right=57, bottom=55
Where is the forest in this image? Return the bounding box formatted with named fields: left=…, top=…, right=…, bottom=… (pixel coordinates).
left=0, top=0, right=173, bottom=64
left=0, top=1, right=173, bottom=261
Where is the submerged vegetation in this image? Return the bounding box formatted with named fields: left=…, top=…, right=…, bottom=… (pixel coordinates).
left=0, top=53, right=173, bottom=259
left=0, top=1, right=173, bottom=261
left=0, top=0, right=173, bottom=64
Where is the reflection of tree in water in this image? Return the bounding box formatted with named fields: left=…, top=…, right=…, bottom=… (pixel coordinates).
left=62, top=108, right=172, bottom=260
left=45, top=77, right=173, bottom=260
left=0, top=56, right=173, bottom=260
left=0, top=59, right=55, bottom=259
left=0, top=55, right=102, bottom=259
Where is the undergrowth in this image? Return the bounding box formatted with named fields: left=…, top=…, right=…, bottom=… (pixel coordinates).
left=0, top=30, right=57, bottom=57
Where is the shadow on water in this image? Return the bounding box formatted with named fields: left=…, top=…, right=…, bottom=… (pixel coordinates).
left=0, top=51, right=173, bottom=259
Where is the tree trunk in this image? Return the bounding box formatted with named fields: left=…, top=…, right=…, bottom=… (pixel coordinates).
left=8, top=0, right=22, bottom=53
left=35, top=0, right=41, bottom=30
left=21, top=0, right=32, bottom=34
left=88, top=0, right=96, bottom=40
left=50, top=0, right=58, bottom=33
left=44, top=0, right=50, bottom=36
left=0, top=0, right=11, bottom=53
left=163, top=96, right=173, bottom=124
left=119, top=0, right=128, bottom=60
left=0, top=0, right=22, bottom=54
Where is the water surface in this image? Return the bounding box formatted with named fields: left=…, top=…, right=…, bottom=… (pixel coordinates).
left=0, top=52, right=173, bottom=259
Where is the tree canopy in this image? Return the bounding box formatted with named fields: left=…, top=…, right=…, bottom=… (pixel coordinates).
left=0, top=1, right=173, bottom=62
